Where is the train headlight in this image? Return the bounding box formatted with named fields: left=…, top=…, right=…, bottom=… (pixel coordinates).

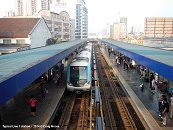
left=67, top=82, right=73, bottom=86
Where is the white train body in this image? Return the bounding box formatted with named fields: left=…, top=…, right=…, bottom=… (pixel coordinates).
left=67, top=43, right=92, bottom=92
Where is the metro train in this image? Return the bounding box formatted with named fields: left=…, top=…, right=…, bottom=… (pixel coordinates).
left=67, top=43, right=92, bottom=92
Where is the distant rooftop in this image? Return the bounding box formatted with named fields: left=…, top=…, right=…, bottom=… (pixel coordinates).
left=0, top=18, right=40, bottom=38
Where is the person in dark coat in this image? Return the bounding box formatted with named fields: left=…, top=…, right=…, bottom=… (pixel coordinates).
left=40, top=83, right=46, bottom=100
left=161, top=97, right=169, bottom=126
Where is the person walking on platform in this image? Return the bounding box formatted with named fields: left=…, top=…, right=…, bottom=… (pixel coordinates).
left=29, top=95, right=37, bottom=117
left=150, top=73, right=155, bottom=88
left=123, top=59, right=128, bottom=70
left=151, top=78, right=157, bottom=94
left=158, top=91, right=163, bottom=117
left=40, top=83, right=46, bottom=100
left=139, top=75, right=144, bottom=91
left=55, top=73, right=60, bottom=87
left=161, top=97, right=169, bottom=126
left=108, top=48, right=111, bottom=56
left=60, top=63, right=64, bottom=77
left=139, top=66, right=144, bottom=76
left=170, top=94, right=173, bottom=119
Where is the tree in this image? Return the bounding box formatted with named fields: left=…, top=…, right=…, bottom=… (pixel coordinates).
left=46, top=37, right=61, bottom=46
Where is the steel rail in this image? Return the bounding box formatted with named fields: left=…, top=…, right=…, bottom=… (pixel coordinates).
left=77, top=93, right=89, bottom=130
left=57, top=93, right=76, bottom=130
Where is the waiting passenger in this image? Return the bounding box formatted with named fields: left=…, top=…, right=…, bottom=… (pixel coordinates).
left=40, top=83, right=46, bottom=100
left=55, top=73, right=60, bottom=87
left=123, top=59, right=128, bottom=70
left=158, top=91, right=163, bottom=117
left=108, top=48, right=111, bottom=56
left=139, top=66, right=144, bottom=75
left=150, top=73, right=155, bottom=88
left=170, top=94, right=173, bottom=119
left=151, top=78, right=157, bottom=94
left=60, top=64, right=64, bottom=77
left=139, top=75, right=144, bottom=91
left=29, top=95, right=37, bottom=117
left=161, top=97, right=169, bottom=126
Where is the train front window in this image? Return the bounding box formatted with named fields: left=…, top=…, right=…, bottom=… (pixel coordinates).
left=70, top=66, right=87, bottom=86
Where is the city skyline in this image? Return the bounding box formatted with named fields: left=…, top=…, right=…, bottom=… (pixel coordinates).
left=87, top=0, right=173, bottom=33
left=0, top=0, right=173, bottom=33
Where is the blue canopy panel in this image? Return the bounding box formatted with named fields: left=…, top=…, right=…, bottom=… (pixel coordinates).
left=0, top=42, right=83, bottom=105
left=102, top=40, right=173, bottom=82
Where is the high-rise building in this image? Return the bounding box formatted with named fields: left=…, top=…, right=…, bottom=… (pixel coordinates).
left=75, top=0, right=88, bottom=39
left=15, top=0, right=23, bottom=16
left=109, top=17, right=127, bottom=40
left=15, top=0, right=50, bottom=16
left=145, top=17, right=173, bottom=38
left=30, top=0, right=37, bottom=15
left=144, top=17, right=173, bottom=48
left=15, top=0, right=37, bottom=16
left=37, top=0, right=50, bottom=11
left=120, top=17, right=127, bottom=33
left=120, top=17, right=127, bottom=26
left=112, top=22, right=126, bottom=40
left=131, top=25, right=140, bottom=35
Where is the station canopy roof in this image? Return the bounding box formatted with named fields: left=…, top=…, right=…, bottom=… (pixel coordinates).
left=102, top=39, right=173, bottom=82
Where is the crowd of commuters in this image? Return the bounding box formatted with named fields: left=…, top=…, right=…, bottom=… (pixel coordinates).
left=106, top=46, right=173, bottom=126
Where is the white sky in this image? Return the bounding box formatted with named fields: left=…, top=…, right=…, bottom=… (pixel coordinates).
left=0, top=0, right=173, bottom=33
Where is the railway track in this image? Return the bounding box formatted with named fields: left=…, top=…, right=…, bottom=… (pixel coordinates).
left=50, top=92, right=90, bottom=130
left=57, top=93, right=76, bottom=130
left=95, top=46, right=141, bottom=130
left=76, top=93, right=90, bottom=130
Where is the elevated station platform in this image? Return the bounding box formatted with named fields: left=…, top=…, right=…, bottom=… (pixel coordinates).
left=0, top=48, right=76, bottom=129
left=0, top=40, right=87, bottom=105
left=101, top=46, right=173, bottom=129
left=0, top=72, right=66, bottom=130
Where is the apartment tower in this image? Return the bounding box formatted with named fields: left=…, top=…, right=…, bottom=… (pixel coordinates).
left=75, top=0, right=88, bottom=39
left=15, top=0, right=50, bottom=16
